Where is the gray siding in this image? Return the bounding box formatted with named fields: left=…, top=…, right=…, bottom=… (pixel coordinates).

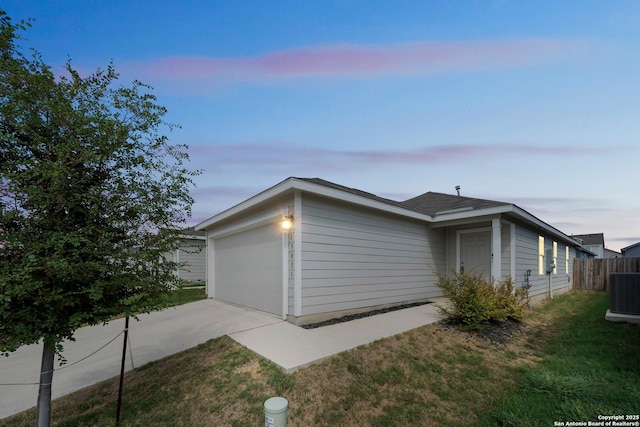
left=515, top=225, right=545, bottom=297
left=299, top=195, right=445, bottom=316
left=501, top=223, right=512, bottom=280
left=514, top=225, right=573, bottom=298
left=623, top=245, right=640, bottom=257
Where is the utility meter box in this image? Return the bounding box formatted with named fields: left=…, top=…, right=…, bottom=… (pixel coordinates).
left=545, top=249, right=555, bottom=274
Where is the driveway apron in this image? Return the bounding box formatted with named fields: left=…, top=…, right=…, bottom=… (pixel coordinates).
left=0, top=299, right=282, bottom=419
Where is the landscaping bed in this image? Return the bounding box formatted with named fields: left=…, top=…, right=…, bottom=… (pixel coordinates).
left=301, top=301, right=430, bottom=329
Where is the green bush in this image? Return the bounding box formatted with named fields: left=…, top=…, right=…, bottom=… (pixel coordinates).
left=436, top=271, right=528, bottom=329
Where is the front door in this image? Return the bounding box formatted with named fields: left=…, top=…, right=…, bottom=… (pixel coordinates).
left=459, top=230, right=492, bottom=282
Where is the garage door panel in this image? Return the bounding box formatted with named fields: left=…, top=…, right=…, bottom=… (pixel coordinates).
left=215, top=224, right=282, bottom=315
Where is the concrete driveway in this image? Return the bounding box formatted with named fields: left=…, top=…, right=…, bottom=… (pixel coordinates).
left=0, top=298, right=444, bottom=420
left=0, top=299, right=283, bottom=419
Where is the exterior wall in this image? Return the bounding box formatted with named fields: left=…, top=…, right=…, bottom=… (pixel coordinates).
left=201, top=184, right=582, bottom=321
left=206, top=193, right=293, bottom=317
left=623, top=244, right=640, bottom=258
left=174, top=238, right=206, bottom=283
left=583, top=244, right=604, bottom=258
left=444, top=221, right=492, bottom=277
left=500, top=222, right=512, bottom=280
left=514, top=225, right=574, bottom=302
left=296, top=194, right=446, bottom=319
left=443, top=220, right=513, bottom=282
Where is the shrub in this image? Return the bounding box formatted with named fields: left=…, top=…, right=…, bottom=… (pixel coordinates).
left=436, top=271, right=528, bottom=329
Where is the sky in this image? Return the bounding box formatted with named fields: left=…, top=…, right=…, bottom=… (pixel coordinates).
left=3, top=1, right=639, bottom=252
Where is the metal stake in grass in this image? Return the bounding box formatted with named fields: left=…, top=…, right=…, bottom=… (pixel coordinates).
left=116, top=315, right=130, bottom=425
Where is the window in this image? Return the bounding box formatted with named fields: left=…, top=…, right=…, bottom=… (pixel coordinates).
left=565, top=246, right=569, bottom=274
left=538, top=236, right=545, bottom=275
left=553, top=241, right=558, bottom=274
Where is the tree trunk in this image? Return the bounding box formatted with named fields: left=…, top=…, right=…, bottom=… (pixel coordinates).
left=35, top=344, right=54, bottom=427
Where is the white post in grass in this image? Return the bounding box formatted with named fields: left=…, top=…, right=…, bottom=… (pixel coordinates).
left=264, top=397, right=288, bottom=427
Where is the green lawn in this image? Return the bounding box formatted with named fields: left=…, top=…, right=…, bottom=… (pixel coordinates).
left=164, top=285, right=207, bottom=307
left=2, top=290, right=638, bottom=426
left=481, top=291, right=640, bottom=426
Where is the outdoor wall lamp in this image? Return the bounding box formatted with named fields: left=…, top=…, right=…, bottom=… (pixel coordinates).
left=281, top=215, right=294, bottom=230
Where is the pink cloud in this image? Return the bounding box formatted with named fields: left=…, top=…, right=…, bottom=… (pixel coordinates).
left=132, top=38, right=583, bottom=84
left=188, top=142, right=599, bottom=172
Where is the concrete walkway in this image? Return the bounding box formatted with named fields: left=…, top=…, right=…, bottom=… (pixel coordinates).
left=0, top=299, right=444, bottom=420
left=230, top=301, right=444, bottom=372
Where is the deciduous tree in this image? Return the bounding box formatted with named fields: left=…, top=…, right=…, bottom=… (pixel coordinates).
left=0, top=10, right=199, bottom=426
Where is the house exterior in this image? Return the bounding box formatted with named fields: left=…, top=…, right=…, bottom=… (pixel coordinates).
left=165, top=228, right=206, bottom=283
left=195, top=177, right=582, bottom=324
left=571, top=233, right=607, bottom=258
left=604, top=248, right=622, bottom=258
left=621, top=242, right=640, bottom=258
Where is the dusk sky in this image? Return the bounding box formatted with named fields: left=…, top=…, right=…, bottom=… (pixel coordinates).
left=4, top=1, right=639, bottom=251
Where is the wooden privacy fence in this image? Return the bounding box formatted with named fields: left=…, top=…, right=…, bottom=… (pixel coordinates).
left=573, top=257, right=640, bottom=291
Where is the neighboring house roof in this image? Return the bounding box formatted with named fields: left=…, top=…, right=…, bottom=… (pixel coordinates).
left=571, top=233, right=605, bottom=246
left=621, top=241, right=640, bottom=252
left=576, top=246, right=598, bottom=257
left=603, top=248, right=622, bottom=258
left=195, top=177, right=582, bottom=247
left=177, top=227, right=206, bottom=239
left=160, top=226, right=206, bottom=240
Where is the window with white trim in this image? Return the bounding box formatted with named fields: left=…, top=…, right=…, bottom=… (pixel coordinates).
left=553, top=241, right=558, bottom=274
left=565, top=246, right=569, bottom=274
left=538, top=236, right=545, bottom=275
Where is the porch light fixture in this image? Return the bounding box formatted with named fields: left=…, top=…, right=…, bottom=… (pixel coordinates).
left=281, top=215, right=294, bottom=230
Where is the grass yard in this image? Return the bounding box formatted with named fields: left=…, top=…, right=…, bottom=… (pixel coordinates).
left=164, top=285, right=207, bottom=307
left=2, top=290, right=638, bottom=426
left=481, top=291, right=640, bottom=426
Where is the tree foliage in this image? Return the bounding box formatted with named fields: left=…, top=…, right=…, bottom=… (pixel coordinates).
left=0, top=9, right=200, bottom=356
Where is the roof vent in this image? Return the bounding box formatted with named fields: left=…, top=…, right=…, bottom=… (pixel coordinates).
left=455, top=185, right=461, bottom=196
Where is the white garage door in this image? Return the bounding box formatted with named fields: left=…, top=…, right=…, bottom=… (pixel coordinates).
left=214, top=223, right=282, bottom=315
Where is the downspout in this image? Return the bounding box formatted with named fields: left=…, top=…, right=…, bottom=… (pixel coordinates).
left=175, top=247, right=180, bottom=279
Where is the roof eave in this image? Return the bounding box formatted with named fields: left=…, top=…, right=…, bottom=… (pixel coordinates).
left=195, top=177, right=434, bottom=231
left=430, top=205, right=513, bottom=222
left=432, top=204, right=581, bottom=246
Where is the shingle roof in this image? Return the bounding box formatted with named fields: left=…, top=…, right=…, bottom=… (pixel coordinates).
left=400, top=191, right=510, bottom=216
left=197, top=176, right=581, bottom=246
left=621, top=241, right=640, bottom=252
left=571, top=233, right=604, bottom=246
left=295, top=177, right=409, bottom=210
left=296, top=178, right=512, bottom=217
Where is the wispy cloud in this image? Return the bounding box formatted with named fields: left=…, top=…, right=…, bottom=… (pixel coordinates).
left=190, top=185, right=261, bottom=199
left=189, top=141, right=600, bottom=172
left=130, top=38, right=584, bottom=85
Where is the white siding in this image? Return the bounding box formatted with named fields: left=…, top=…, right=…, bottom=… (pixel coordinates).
left=299, top=195, right=445, bottom=316
left=175, top=239, right=206, bottom=283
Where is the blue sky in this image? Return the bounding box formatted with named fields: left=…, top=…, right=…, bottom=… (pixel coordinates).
left=4, top=1, right=639, bottom=251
